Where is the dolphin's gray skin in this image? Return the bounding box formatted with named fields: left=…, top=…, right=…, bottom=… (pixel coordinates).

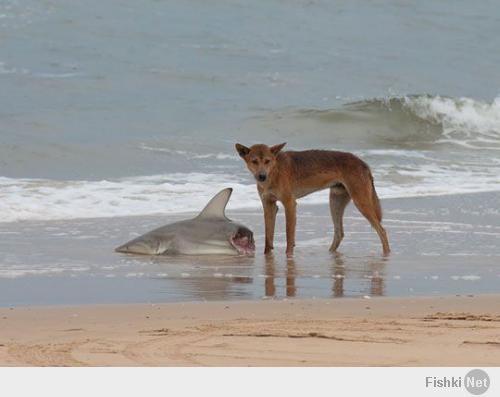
left=115, top=188, right=255, bottom=256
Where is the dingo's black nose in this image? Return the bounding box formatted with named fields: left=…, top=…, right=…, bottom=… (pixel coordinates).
left=257, top=173, right=266, bottom=182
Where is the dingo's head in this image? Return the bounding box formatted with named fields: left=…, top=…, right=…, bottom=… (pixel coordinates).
left=235, top=143, right=286, bottom=184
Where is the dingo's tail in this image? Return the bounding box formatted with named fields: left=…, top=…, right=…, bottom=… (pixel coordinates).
left=371, top=176, right=383, bottom=222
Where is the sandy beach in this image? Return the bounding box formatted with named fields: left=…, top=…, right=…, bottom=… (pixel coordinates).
left=1, top=294, right=500, bottom=366
left=2, top=0, right=500, bottom=382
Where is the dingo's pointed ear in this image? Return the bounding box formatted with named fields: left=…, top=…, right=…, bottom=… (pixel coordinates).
left=235, top=143, right=250, bottom=157
left=270, top=142, right=286, bottom=155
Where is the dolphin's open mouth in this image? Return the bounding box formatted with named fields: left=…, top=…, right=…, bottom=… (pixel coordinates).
left=230, top=228, right=255, bottom=255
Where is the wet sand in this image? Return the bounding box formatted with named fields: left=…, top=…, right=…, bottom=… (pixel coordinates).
left=1, top=294, right=500, bottom=366
left=0, top=191, right=499, bottom=305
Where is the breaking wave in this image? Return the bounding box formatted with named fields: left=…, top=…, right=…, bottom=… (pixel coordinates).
left=292, top=95, right=500, bottom=150
left=1, top=95, right=499, bottom=223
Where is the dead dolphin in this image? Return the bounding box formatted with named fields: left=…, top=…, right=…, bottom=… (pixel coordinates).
left=115, top=188, right=255, bottom=256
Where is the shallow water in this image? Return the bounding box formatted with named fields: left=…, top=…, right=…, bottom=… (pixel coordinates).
left=1, top=192, right=498, bottom=306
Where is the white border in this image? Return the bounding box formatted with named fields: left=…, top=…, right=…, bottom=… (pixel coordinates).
left=1, top=367, right=498, bottom=397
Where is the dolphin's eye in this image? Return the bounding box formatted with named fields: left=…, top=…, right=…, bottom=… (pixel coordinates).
left=264, top=158, right=271, bottom=165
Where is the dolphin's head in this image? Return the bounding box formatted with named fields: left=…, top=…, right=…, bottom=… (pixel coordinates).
left=229, top=225, right=255, bottom=255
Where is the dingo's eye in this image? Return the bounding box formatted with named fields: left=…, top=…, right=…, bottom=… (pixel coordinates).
left=252, top=159, right=259, bottom=165
left=264, top=159, right=271, bottom=165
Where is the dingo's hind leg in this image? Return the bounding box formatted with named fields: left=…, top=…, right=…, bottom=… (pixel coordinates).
left=329, top=184, right=351, bottom=252
left=347, top=179, right=390, bottom=255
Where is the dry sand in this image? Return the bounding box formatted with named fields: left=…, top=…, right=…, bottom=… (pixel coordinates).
left=1, top=294, right=500, bottom=366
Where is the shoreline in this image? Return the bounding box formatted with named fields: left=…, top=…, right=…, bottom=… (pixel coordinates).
left=1, top=188, right=499, bottom=226
left=1, top=190, right=499, bottom=306
left=2, top=294, right=500, bottom=366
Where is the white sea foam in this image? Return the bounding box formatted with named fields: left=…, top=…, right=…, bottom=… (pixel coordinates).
left=0, top=268, right=65, bottom=278
left=139, top=144, right=239, bottom=160
left=0, top=266, right=90, bottom=279
left=450, top=275, right=481, bottom=281
left=0, top=173, right=260, bottom=223
left=357, top=149, right=430, bottom=159
left=373, top=162, right=500, bottom=199
left=403, top=95, right=500, bottom=149
left=0, top=61, right=29, bottom=75
left=33, top=72, right=81, bottom=79
left=0, top=62, right=79, bottom=78
left=1, top=161, right=500, bottom=223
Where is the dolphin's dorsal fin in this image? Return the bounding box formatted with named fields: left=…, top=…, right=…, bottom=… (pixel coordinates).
left=196, top=188, right=232, bottom=219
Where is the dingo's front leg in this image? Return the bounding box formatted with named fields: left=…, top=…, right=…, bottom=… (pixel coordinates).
left=282, top=196, right=297, bottom=256
left=262, top=197, right=278, bottom=254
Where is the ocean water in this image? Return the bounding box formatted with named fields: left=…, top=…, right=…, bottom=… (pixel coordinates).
left=1, top=1, right=500, bottom=305
left=1, top=0, right=500, bottom=222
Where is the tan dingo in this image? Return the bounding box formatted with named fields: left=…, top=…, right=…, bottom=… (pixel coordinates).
left=235, top=143, right=390, bottom=256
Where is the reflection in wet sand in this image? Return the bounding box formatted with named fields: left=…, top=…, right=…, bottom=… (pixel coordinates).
left=264, top=255, right=275, bottom=297
left=263, top=253, right=387, bottom=299
left=265, top=255, right=297, bottom=298
left=149, top=255, right=257, bottom=301
left=368, top=259, right=386, bottom=297
left=114, top=250, right=389, bottom=301
left=331, top=253, right=345, bottom=298
left=286, top=258, right=297, bottom=297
